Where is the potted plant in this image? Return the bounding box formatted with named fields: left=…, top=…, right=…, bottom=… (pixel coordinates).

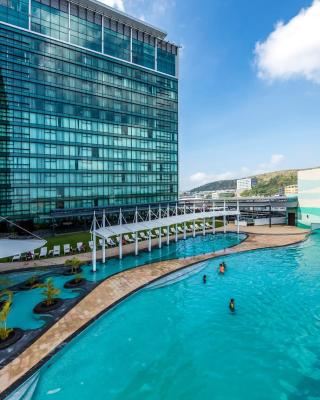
left=0, top=290, right=23, bottom=349
left=33, top=278, right=63, bottom=314
left=63, top=257, right=83, bottom=276
left=64, top=272, right=86, bottom=289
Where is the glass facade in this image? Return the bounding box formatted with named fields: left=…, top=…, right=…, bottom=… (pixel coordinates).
left=0, top=0, right=179, bottom=221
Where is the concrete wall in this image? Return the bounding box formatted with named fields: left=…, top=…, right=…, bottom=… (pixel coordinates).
left=297, top=168, right=320, bottom=228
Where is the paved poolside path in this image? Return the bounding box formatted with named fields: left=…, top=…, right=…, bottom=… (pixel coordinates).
left=0, top=225, right=309, bottom=397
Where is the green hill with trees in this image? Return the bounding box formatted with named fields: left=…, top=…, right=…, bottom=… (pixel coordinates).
left=191, top=169, right=298, bottom=196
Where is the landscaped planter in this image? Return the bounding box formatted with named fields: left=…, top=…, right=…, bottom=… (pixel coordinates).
left=64, top=278, right=87, bottom=289
left=0, top=328, right=23, bottom=350
left=33, top=298, right=64, bottom=314
left=19, top=278, right=43, bottom=291
left=63, top=267, right=83, bottom=276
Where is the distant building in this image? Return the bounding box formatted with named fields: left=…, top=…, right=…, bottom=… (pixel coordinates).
left=297, top=168, right=320, bottom=228
left=236, top=178, right=257, bottom=195
left=284, top=185, right=298, bottom=195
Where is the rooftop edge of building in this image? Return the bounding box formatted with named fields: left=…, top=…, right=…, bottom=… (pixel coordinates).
left=71, top=0, right=168, bottom=41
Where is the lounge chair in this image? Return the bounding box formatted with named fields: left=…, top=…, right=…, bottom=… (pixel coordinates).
left=195, top=224, right=201, bottom=231
left=12, top=254, right=21, bottom=262
left=205, top=222, right=212, bottom=229
left=63, top=244, right=71, bottom=255
left=139, top=232, right=148, bottom=240
left=163, top=228, right=168, bottom=235
left=170, top=227, right=176, bottom=235
left=177, top=226, right=184, bottom=234
left=99, top=239, right=106, bottom=248
left=124, top=234, right=134, bottom=243
left=77, top=242, right=85, bottom=252
left=132, top=233, right=142, bottom=241
left=186, top=226, right=193, bottom=232
left=49, top=245, right=60, bottom=257
left=155, top=229, right=164, bottom=237
left=39, top=247, right=47, bottom=258
left=89, top=241, right=94, bottom=251
left=150, top=231, right=157, bottom=239
left=107, top=238, right=116, bottom=247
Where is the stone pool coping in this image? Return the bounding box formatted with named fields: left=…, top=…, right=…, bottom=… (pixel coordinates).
left=0, top=226, right=309, bottom=398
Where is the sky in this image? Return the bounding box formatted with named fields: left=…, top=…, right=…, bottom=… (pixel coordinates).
left=102, top=0, right=320, bottom=190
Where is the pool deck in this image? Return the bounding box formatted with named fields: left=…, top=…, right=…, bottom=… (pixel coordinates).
left=0, top=225, right=309, bottom=397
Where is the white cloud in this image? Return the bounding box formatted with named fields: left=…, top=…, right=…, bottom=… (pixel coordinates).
left=190, top=171, right=235, bottom=186
left=270, top=154, right=284, bottom=165
left=99, top=0, right=125, bottom=11
left=255, top=1, right=320, bottom=84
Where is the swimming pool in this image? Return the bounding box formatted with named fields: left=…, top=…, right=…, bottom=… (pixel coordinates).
left=25, top=231, right=320, bottom=400
left=2, top=232, right=245, bottom=330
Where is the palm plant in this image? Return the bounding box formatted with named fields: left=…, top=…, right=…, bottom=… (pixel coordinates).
left=65, top=257, right=82, bottom=274
left=0, top=290, right=13, bottom=341
left=40, top=278, right=60, bottom=306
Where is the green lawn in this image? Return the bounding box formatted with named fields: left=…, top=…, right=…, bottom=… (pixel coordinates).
left=1, top=220, right=225, bottom=263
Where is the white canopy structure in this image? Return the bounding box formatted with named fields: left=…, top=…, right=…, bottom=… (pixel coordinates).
left=0, top=216, right=46, bottom=259
left=90, top=202, right=240, bottom=271
left=0, top=239, right=46, bottom=259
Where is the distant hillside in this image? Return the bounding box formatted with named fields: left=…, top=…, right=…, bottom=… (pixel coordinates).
left=191, top=169, right=298, bottom=196
left=241, top=170, right=297, bottom=196
left=190, top=179, right=237, bottom=192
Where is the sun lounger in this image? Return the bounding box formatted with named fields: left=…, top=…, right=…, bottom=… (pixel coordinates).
left=49, top=245, right=60, bottom=257
left=89, top=241, right=94, bottom=250
left=107, top=238, right=116, bottom=247
left=124, top=234, right=134, bottom=243
left=64, top=244, right=71, bottom=255
left=12, top=254, right=21, bottom=262
left=139, top=232, right=148, bottom=240
left=39, top=247, right=47, bottom=258
left=77, top=242, right=85, bottom=252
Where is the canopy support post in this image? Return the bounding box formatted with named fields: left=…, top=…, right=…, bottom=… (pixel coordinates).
left=175, top=203, right=178, bottom=242
left=135, top=207, right=139, bottom=256
left=166, top=203, right=170, bottom=245
left=212, top=201, right=215, bottom=235
left=183, top=203, right=186, bottom=240
left=158, top=204, right=162, bottom=249
left=119, top=208, right=123, bottom=260
left=193, top=203, right=196, bottom=238
left=102, top=209, right=106, bottom=263
left=202, top=203, right=205, bottom=236
left=92, top=211, right=97, bottom=272
left=237, top=199, right=240, bottom=235
left=148, top=205, right=152, bottom=252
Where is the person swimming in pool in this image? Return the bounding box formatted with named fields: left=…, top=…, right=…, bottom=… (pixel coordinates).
left=203, top=275, right=207, bottom=284
left=229, top=298, right=235, bottom=312
left=219, top=263, right=225, bottom=274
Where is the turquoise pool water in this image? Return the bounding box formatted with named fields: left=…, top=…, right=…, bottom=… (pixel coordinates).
left=29, top=232, right=320, bottom=400
left=3, top=233, right=245, bottom=330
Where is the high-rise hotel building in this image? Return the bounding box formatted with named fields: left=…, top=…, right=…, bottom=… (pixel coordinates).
left=0, top=0, right=178, bottom=222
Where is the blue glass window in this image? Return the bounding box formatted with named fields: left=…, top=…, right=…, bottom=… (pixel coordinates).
left=157, top=42, right=176, bottom=76
left=132, top=29, right=155, bottom=69
left=31, top=0, right=69, bottom=42
left=104, top=18, right=130, bottom=61
left=0, top=0, right=29, bottom=28
left=70, top=4, right=102, bottom=52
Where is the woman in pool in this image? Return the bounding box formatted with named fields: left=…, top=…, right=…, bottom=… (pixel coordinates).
left=219, top=263, right=225, bottom=274
left=229, top=298, right=235, bottom=312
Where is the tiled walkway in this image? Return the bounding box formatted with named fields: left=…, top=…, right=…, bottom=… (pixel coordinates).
left=0, top=226, right=309, bottom=396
